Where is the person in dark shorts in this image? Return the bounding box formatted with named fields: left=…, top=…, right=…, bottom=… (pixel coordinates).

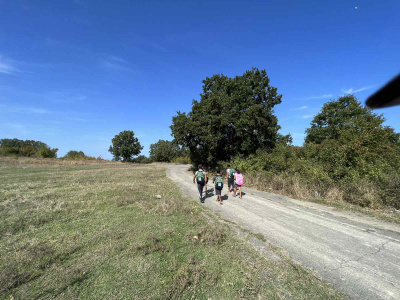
left=226, top=164, right=235, bottom=192
left=213, top=170, right=224, bottom=205
left=193, top=164, right=207, bottom=203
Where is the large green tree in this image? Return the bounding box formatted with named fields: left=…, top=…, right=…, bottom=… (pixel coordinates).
left=171, top=68, right=282, bottom=166
left=305, top=95, right=399, bottom=145
left=304, top=95, right=400, bottom=181
left=108, top=130, right=143, bottom=162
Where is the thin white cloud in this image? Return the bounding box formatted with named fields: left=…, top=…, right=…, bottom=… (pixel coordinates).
left=100, top=56, right=136, bottom=73
left=0, top=55, right=19, bottom=74
left=341, top=85, right=375, bottom=94
left=43, top=91, right=87, bottom=103
left=298, top=94, right=333, bottom=100
left=68, top=117, right=87, bottom=122
left=0, top=104, right=49, bottom=114
left=302, top=114, right=314, bottom=119
left=1, top=123, right=31, bottom=135
left=294, top=105, right=308, bottom=110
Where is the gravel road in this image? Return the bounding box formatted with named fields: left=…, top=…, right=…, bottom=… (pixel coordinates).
left=166, top=164, right=400, bottom=300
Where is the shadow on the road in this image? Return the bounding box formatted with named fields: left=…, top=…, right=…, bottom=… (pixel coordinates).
left=204, top=188, right=214, bottom=199
left=203, top=188, right=246, bottom=200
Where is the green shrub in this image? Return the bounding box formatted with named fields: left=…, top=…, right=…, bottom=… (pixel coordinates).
left=38, top=147, right=58, bottom=158
left=133, top=155, right=152, bottom=164
left=63, top=150, right=96, bottom=160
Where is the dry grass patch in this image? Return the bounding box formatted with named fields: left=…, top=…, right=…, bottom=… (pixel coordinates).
left=245, top=172, right=400, bottom=224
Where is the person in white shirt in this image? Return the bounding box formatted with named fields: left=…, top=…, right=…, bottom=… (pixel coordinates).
left=226, top=164, right=235, bottom=192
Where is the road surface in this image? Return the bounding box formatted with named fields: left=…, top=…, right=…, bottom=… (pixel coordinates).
left=166, top=164, right=400, bottom=300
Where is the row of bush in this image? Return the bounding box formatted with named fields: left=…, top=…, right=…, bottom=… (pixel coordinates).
left=0, top=139, right=58, bottom=158
left=0, top=139, right=106, bottom=161
left=228, top=144, right=399, bottom=209
left=61, top=150, right=101, bottom=160
left=0, top=138, right=189, bottom=164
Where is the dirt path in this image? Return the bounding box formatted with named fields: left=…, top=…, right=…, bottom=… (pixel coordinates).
left=166, top=164, right=400, bottom=300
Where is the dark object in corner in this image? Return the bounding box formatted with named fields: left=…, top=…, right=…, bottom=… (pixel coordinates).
left=366, top=74, right=400, bottom=108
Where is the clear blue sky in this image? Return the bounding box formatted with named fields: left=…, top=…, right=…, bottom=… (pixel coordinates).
left=1, top=0, right=399, bottom=159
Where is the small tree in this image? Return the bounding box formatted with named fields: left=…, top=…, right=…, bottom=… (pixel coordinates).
left=38, top=146, right=58, bottom=158
left=108, top=130, right=143, bottom=162
left=149, top=140, right=181, bottom=162
left=63, top=150, right=91, bottom=160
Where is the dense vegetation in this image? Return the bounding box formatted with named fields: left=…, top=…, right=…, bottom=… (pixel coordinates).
left=171, top=68, right=400, bottom=209
left=149, top=139, right=190, bottom=163
left=0, top=138, right=58, bottom=158
left=231, top=96, right=400, bottom=209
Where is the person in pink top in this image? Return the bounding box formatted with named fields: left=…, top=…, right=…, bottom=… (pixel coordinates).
left=232, top=168, right=244, bottom=199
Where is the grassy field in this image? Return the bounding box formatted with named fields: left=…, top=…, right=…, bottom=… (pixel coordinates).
left=0, top=157, right=346, bottom=299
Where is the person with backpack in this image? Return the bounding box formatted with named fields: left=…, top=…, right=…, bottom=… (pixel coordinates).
left=213, top=170, right=224, bottom=205
left=226, top=164, right=235, bottom=192
left=232, top=169, right=244, bottom=199
left=193, top=164, right=207, bottom=202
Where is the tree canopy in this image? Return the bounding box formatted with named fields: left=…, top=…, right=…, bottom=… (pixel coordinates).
left=304, top=95, right=400, bottom=181
left=305, top=95, right=399, bottom=145
left=171, top=68, right=282, bottom=167
left=108, top=130, right=143, bottom=162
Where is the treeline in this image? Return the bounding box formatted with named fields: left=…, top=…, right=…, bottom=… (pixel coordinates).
left=170, top=68, right=400, bottom=209
left=0, top=139, right=102, bottom=160
left=107, top=130, right=190, bottom=163
left=129, top=140, right=190, bottom=164
left=0, top=139, right=58, bottom=158
left=149, top=140, right=190, bottom=164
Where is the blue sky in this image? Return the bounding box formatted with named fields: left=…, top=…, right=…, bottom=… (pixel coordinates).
left=1, top=0, right=399, bottom=159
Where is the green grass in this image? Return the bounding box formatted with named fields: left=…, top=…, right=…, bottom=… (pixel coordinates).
left=0, top=157, right=346, bottom=299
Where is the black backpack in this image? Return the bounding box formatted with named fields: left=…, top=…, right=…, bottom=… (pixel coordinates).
left=196, top=171, right=205, bottom=184
left=215, top=175, right=224, bottom=190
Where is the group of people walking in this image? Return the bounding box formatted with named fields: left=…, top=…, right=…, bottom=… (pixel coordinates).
left=193, top=164, right=244, bottom=204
